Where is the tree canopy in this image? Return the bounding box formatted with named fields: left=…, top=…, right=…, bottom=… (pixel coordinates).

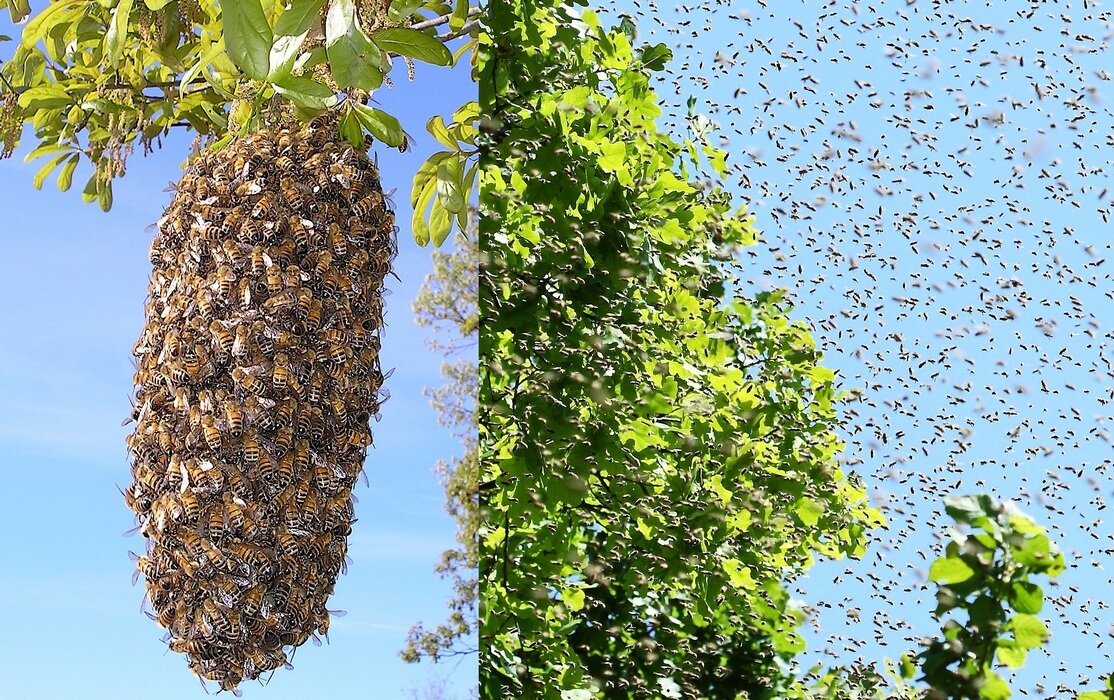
left=479, top=1, right=881, bottom=696
left=0, top=0, right=477, bottom=244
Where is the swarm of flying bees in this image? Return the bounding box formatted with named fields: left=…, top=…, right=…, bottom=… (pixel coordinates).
left=122, top=117, right=396, bottom=692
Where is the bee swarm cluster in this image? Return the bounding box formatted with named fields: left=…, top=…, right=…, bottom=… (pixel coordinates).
left=123, top=120, right=395, bottom=691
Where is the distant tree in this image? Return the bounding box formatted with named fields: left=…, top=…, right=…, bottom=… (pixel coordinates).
left=403, top=228, right=479, bottom=663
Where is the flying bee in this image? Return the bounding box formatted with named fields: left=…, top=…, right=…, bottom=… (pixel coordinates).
left=397, top=130, right=416, bottom=153
left=209, top=320, right=234, bottom=356
left=222, top=399, right=243, bottom=435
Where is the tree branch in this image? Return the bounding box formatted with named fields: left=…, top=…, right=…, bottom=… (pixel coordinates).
left=439, top=20, right=479, bottom=43
left=410, top=6, right=482, bottom=32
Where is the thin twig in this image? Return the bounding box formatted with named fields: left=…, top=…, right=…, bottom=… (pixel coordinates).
left=438, top=19, right=479, bottom=43
left=410, top=6, right=482, bottom=32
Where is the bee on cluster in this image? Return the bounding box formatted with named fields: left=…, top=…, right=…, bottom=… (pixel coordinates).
left=123, top=117, right=396, bottom=692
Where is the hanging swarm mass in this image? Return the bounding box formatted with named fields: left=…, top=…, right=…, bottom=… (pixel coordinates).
left=122, top=118, right=396, bottom=691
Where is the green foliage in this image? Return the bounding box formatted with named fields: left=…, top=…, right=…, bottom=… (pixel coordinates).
left=478, top=2, right=881, bottom=697
left=0, top=0, right=477, bottom=234
left=910, top=495, right=1064, bottom=700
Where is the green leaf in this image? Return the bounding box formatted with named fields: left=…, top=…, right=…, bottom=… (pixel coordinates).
left=1008, top=581, right=1043, bottom=614
left=1008, top=613, right=1048, bottom=649
left=928, top=555, right=976, bottom=584
left=427, top=114, right=456, bottom=149
left=338, top=109, right=365, bottom=148
left=268, top=32, right=310, bottom=79
left=33, top=152, right=69, bottom=190
left=105, top=0, right=134, bottom=69
left=386, top=0, right=422, bottom=23
left=795, top=498, right=825, bottom=527
left=6, top=0, right=30, bottom=23
left=274, top=0, right=325, bottom=36
left=561, top=588, right=585, bottom=612
left=352, top=103, right=403, bottom=147
left=371, top=27, right=453, bottom=67
left=325, top=0, right=383, bottom=90
left=598, top=140, right=626, bottom=173
left=21, top=0, right=83, bottom=48
left=436, top=157, right=465, bottom=214
left=978, top=670, right=1012, bottom=700
left=1079, top=692, right=1110, bottom=700
left=721, top=559, right=756, bottom=590
left=143, top=0, right=174, bottom=10
left=996, top=641, right=1027, bottom=669
left=429, top=195, right=453, bottom=247
left=945, top=494, right=998, bottom=525
left=23, top=141, right=70, bottom=163
left=640, top=43, right=673, bottom=71
left=56, top=154, right=79, bottom=192
left=271, top=75, right=337, bottom=110
left=449, top=0, right=468, bottom=32
left=222, top=0, right=273, bottom=79
left=411, top=175, right=437, bottom=246
left=98, top=179, right=113, bottom=212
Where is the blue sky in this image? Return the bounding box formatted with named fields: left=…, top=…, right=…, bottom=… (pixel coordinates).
left=604, top=0, right=1114, bottom=694
left=0, top=12, right=476, bottom=700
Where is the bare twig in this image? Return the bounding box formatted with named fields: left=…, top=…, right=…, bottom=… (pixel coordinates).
left=410, top=6, right=482, bottom=32
left=438, top=20, right=479, bottom=43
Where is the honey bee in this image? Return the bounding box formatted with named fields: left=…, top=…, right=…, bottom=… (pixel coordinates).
left=178, top=489, right=201, bottom=522
left=219, top=208, right=244, bottom=236
left=293, top=288, right=314, bottom=320
left=275, top=154, right=296, bottom=172
left=251, top=192, right=276, bottom=219
left=225, top=463, right=253, bottom=500
left=215, top=264, right=236, bottom=298
left=279, top=529, right=304, bottom=560
left=209, top=320, right=234, bottom=356
left=281, top=177, right=311, bottom=212
left=224, top=496, right=260, bottom=540
left=207, top=504, right=226, bottom=541
left=222, top=399, right=243, bottom=435
left=234, top=178, right=262, bottom=197
left=232, top=365, right=267, bottom=395
left=249, top=245, right=268, bottom=277
left=352, top=191, right=385, bottom=217
left=329, top=391, right=348, bottom=422
left=241, top=583, right=266, bottom=616
left=265, top=264, right=284, bottom=294
left=274, top=424, right=295, bottom=453
left=272, top=237, right=297, bottom=267
left=239, top=217, right=262, bottom=243
left=288, top=216, right=311, bottom=251
left=200, top=414, right=222, bottom=451
left=262, top=289, right=297, bottom=313
left=277, top=450, right=296, bottom=484
left=197, top=290, right=216, bottom=319
left=325, top=222, right=347, bottom=257
left=303, top=533, right=330, bottom=561
left=302, top=486, right=320, bottom=523
left=275, top=396, right=297, bottom=426
left=232, top=323, right=251, bottom=359
left=307, top=373, right=326, bottom=405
